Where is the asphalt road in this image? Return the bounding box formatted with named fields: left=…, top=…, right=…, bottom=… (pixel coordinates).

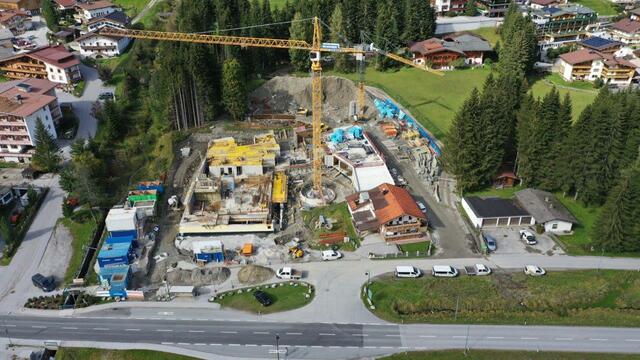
left=3, top=315, right=640, bottom=359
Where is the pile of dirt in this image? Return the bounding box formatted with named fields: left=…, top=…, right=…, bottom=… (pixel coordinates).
left=251, top=76, right=376, bottom=122
left=166, top=267, right=231, bottom=286
left=237, top=265, right=274, bottom=285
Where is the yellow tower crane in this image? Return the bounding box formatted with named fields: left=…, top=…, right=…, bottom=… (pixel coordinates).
left=100, top=17, right=440, bottom=200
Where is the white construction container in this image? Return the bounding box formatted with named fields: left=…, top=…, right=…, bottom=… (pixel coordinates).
left=106, top=207, right=139, bottom=232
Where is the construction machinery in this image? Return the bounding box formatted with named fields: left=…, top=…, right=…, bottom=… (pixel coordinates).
left=100, top=17, right=440, bottom=201
left=289, top=245, right=304, bottom=259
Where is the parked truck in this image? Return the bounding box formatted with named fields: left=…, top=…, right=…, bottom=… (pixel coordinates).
left=464, top=264, right=492, bottom=276
left=276, top=267, right=302, bottom=280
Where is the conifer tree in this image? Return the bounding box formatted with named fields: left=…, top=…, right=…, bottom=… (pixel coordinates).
left=41, top=0, right=60, bottom=32
left=222, top=58, right=247, bottom=121
left=374, top=0, right=400, bottom=70
left=329, top=3, right=350, bottom=72
left=289, top=11, right=309, bottom=72
left=31, top=118, right=60, bottom=173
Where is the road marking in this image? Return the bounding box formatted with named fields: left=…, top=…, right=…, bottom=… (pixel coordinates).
left=329, top=346, right=340, bottom=348
left=31, top=325, right=46, bottom=329
left=520, top=337, right=538, bottom=340
left=0, top=324, right=16, bottom=327
left=261, top=344, right=273, bottom=347
left=319, top=333, right=335, bottom=336
left=194, top=343, right=206, bottom=346
left=347, top=346, right=358, bottom=349
left=189, top=330, right=205, bottom=333
left=210, top=343, right=222, bottom=346
left=93, top=328, right=110, bottom=331
left=177, top=342, right=190, bottom=345
left=420, top=335, right=436, bottom=338
left=399, top=346, right=409, bottom=349
left=286, top=332, right=302, bottom=335
left=352, top=333, right=368, bottom=337
left=486, top=336, right=504, bottom=339
left=452, top=336, right=467, bottom=339
left=221, top=330, right=238, bottom=334
left=254, top=331, right=270, bottom=334
left=364, top=346, right=376, bottom=349
left=161, top=342, right=173, bottom=345
left=555, top=338, right=573, bottom=341
left=156, top=329, right=173, bottom=332
left=125, top=329, right=141, bottom=332
left=385, top=334, right=401, bottom=337
left=246, top=344, right=257, bottom=347
left=590, top=338, right=608, bottom=341
left=625, top=339, right=640, bottom=342
left=380, top=346, right=393, bottom=349
left=311, top=345, right=322, bottom=348
left=61, top=327, right=77, bottom=330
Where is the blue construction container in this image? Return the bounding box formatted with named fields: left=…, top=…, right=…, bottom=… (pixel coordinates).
left=348, top=126, right=363, bottom=139
left=137, top=182, right=164, bottom=193
left=330, top=128, right=345, bottom=144
left=98, top=242, right=134, bottom=267
left=105, top=234, right=135, bottom=246
left=110, top=229, right=137, bottom=239
left=98, top=264, right=130, bottom=286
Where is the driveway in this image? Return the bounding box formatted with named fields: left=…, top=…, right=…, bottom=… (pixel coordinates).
left=486, top=227, right=564, bottom=256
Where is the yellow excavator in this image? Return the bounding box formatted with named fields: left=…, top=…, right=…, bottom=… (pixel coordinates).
left=289, top=245, right=304, bottom=259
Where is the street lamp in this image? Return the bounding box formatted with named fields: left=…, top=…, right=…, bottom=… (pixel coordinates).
left=275, top=333, right=280, bottom=360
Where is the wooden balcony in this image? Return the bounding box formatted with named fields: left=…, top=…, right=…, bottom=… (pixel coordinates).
left=81, top=45, right=116, bottom=51
left=382, top=222, right=422, bottom=232
left=0, top=129, right=28, bottom=136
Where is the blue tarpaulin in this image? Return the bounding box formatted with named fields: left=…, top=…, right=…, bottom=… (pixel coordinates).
left=348, top=126, right=363, bottom=139
left=330, top=128, right=345, bottom=144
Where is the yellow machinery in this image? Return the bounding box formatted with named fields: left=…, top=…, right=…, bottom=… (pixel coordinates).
left=272, top=171, right=288, bottom=204
left=289, top=245, right=304, bottom=259
left=100, top=18, right=440, bottom=200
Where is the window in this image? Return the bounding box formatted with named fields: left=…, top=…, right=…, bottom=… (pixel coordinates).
left=57, top=68, right=61, bottom=73
left=552, top=223, right=558, bottom=229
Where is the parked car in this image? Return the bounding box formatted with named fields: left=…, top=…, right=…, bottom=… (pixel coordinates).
left=524, top=265, right=546, bottom=276
left=519, top=229, right=537, bottom=245
left=321, top=250, right=342, bottom=261
left=416, top=201, right=427, bottom=213
left=395, top=266, right=421, bottom=278
left=483, top=233, right=497, bottom=252
left=464, top=264, right=491, bottom=276
left=31, top=273, right=55, bottom=292
left=390, top=168, right=398, bottom=176
left=253, top=290, right=272, bottom=306
left=98, top=91, right=114, bottom=100
left=276, top=267, right=302, bottom=280
left=432, top=265, right=459, bottom=277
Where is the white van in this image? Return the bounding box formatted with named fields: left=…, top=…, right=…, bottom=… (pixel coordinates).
left=432, top=265, right=459, bottom=277
left=395, top=266, right=422, bottom=278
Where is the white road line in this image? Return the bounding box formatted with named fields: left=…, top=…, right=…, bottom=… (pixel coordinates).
left=329, top=346, right=340, bottom=348
left=246, top=344, right=257, bottom=347
left=364, top=346, right=376, bottom=349
left=452, top=336, right=467, bottom=339
left=380, top=346, right=393, bottom=349
left=61, top=327, right=77, bottom=330
left=221, top=331, right=238, bottom=334
left=555, top=338, right=573, bottom=341
left=189, top=330, right=205, bottom=333
left=319, top=333, right=335, bottom=336
left=520, top=337, right=539, bottom=340
left=420, top=335, right=436, bottom=338
left=125, top=329, right=140, bottom=332
left=31, top=325, right=46, bottom=329
left=254, top=331, right=270, bottom=334
left=590, top=338, right=608, bottom=341
left=261, top=344, right=273, bottom=347
left=486, top=336, right=504, bottom=339
left=311, top=345, right=322, bottom=348
left=625, top=339, right=640, bottom=342
left=352, top=333, right=368, bottom=337
left=156, top=329, right=173, bottom=332
left=347, top=346, right=358, bottom=349
left=229, top=344, right=241, bottom=346
left=399, top=346, right=409, bottom=349
left=161, top=342, right=173, bottom=345
left=177, top=342, right=190, bottom=345
left=385, top=334, right=401, bottom=337
left=93, top=328, right=109, bottom=331
left=286, top=332, right=302, bottom=335
left=194, top=343, right=206, bottom=346
left=210, top=343, right=222, bottom=346
left=1, top=324, right=16, bottom=327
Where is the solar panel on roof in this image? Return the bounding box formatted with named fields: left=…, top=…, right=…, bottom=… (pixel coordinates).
left=582, top=37, right=618, bottom=49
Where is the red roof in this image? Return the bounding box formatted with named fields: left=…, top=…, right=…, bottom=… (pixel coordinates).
left=27, top=45, right=79, bottom=69
left=559, top=49, right=603, bottom=64
left=77, top=0, right=115, bottom=11
left=496, top=171, right=518, bottom=180
left=0, top=79, right=58, bottom=118
left=54, top=0, right=76, bottom=7
left=346, top=183, right=426, bottom=226
left=611, top=18, right=640, bottom=34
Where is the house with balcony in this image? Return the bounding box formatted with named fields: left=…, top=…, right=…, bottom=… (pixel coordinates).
left=409, top=33, right=492, bottom=69
left=0, top=78, right=60, bottom=162
left=0, top=0, right=39, bottom=12
left=630, top=8, right=640, bottom=21
left=579, top=36, right=623, bottom=55
left=87, top=9, right=129, bottom=31
left=0, top=9, right=31, bottom=33
left=476, top=0, right=511, bottom=17
left=53, top=0, right=77, bottom=11
left=75, top=1, right=118, bottom=24
left=431, top=0, right=467, bottom=15
left=346, top=183, right=428, bottom=244
left=78, top=30, right=129, bottom=58
left=529, top=0, right=567, bottom=10
left=0, top=45, right=81, bottom=87
left=557, top=48, right=637, bottom=85
left=609, top=18, right=640, bottom=48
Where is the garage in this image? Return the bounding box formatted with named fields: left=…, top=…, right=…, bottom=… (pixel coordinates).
left=461, top=196, right=535, bottom=229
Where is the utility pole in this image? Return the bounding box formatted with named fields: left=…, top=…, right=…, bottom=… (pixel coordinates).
left=275, top=333, right=280, bottom=360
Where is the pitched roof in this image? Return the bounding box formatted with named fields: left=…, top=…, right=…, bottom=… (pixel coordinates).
left=515, top=188, right=578, bottom=224
left=2, top=45, right=80, bottom=69
left=611, top=18, right=640, bottom=34
left=463, top=197, right=530, bottom=218
left=0, top=79, right=58, bottom=118
left=76, top=29, right=123, bottom=42
left=54, top=0, right=76, bottom=7
left=77, top=0, right=115, bottom=10
left=631, top=8, right=640, bottom=16
left=580, top=36, right=622, bottom=51
left=443, top=33, right=493, bottom=52
left=88, top=9, right=130, bottom=25
left=346, top=183, right=426, bottom=227
left=531, top=0, right=560, bottom=5
left=559, top=49, right=603, bottom=64
left=0, top=9, right=27, bottom=24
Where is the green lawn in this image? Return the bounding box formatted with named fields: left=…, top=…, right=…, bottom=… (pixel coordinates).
left=61, top=210, right=100, bottom=284
left=467, top=185, right=523, bottom=199
left=381, top=350, right=640, bottom=360
left=301, top=201, right=361, bottom=251
left=56, top=348, right=197, bottom=360
left=112, top=0, right=148, bottom=17
left=544, top=72, right=599, bottom=91
left=215, top=283, right=314, bottom=314
left=572, top=0, right=619, bottom=15
left=398, top=241, right=430, bottom=253
left=530, top=78, right=596, bottom=121
left=367, top=270, right=640, bottom=326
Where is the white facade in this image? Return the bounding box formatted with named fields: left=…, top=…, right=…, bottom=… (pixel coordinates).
left=461, top=197, right=482, bottom=228
left=44, top=62, right=81, bottom=85
left=79, top=34, right=130, bottom=58
left=461, top=197, right=536, bottom=228
left=558, top=58, right=635, bottom=86
left=610, top=29, right=640, bottom=47
left=106, top=207, right=139, bottom=232
left=88, top=18, right=126, bottom=32
left=0, top=105, right=57, bottom=163
left=81, top=6, right=117, bottom=22
left=544, top=220, right=573, bottom=233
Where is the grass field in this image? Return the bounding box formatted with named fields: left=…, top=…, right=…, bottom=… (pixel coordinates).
left=301, top=201, right=361, bottom=251
left=56, top=348, right=197, bottom=360
left=544, top=72, right=598, bottom=91
left=529, top=77, right=596, bottom=121
left=367, top=270, right=640, bottom=326
left=398, top=241, right=430, bottom=253
left=572, top=0, right=619, bottom=15
left=381, top=350, right=640, bottom=360
left=112, top=0, right=148, bottom=17
left=215, top=283, right=314, bottom=314
left=61, top=210, right=100, bottom=284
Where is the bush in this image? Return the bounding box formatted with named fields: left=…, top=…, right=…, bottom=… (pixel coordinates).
left=62, top=201, right=74, bottom=218
left=593, top=78, right=604, bottom=88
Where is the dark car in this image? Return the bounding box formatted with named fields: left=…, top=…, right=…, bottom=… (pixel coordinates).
left=253, top=290, right=272, bottom=307
left=483, top=233, right=497, bottom=252
left=32, top=273, right=55, bottom=292
left=98, top=92, right=114, bottom=100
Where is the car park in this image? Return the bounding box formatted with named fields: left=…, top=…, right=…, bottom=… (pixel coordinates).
left=524, top=265, right=546, bottom=276
left=253, top=290, right=272, bottom=306
left=464, top=264, right=491, bottom=276
left=31, top=273, right=55, bottom=292
left=321, top=249, right=342, bottom=261
left=432, top=265, right=459, bottom=277
left=519, top=229, right=537, bottom=245
left=395, top=266, right=421, bottom=278
left=483, top=233, right=497, bottom=252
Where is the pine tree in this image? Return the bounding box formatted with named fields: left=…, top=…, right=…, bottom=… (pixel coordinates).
left=41, top=0, right=60, bottom=32
left=547, top=93, right=573, bottom=191
left=222, top=58, right=247, bottom=121
left=374, top=0, right=400, bottom=70
left=0, top=217, right=14, bottom=251
left=498, top=7, right=537, bottom=77
left=31, top=118, right=60, bottom=173
left=515, top=94, right=539, bottom=186
left=289, top=11, right=309, bottom=72
left=329, top=3, right=350, bottom=73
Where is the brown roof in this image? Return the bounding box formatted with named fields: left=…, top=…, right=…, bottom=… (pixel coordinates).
left=531, top=0, right=560, bottom=5
left=54, top=0, right=76, bottom=7
left=496, top=171, right=518, bottom=180
left=6, top=45, right=80, bottom=69
left=559, top=49, right=603, bottom=64
left=631, top=8, right=640, bottom=16
left=347, top=183, right=426, bottom=227
left=611, top=18, right=640, bottom=34
left=77, top=0, right=115, bottom=10
left=76, top=30, right=122, bottom=42
left=0, top=9, right=27, bottom=23
left=0, top=79, right=57, bottom=118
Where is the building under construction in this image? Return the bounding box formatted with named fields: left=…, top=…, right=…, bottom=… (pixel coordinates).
left=178, top=132, right=285, bottom=235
